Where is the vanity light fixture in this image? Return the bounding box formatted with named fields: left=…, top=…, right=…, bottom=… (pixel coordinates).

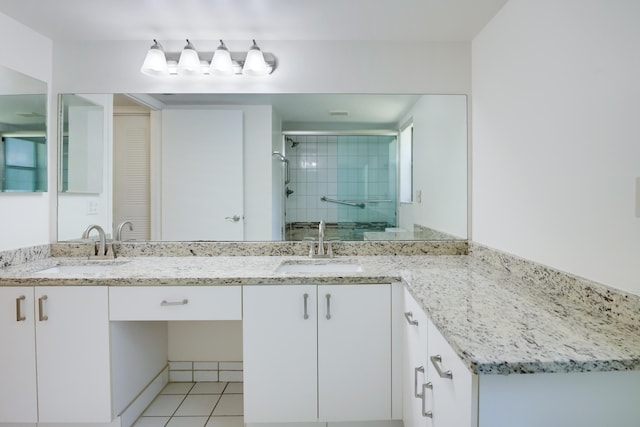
left=141, top=39, right=275, bottom=77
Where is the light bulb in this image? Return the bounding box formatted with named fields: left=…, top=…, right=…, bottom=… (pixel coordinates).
left=242, top=40, right=269, bottom=76
left=141, top=40, right=169, bottom=76
left=209, top=40, right=234, bottom=76
left=177, top=39, right=202, bottom=75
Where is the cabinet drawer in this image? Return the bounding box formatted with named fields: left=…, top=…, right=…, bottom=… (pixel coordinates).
left=109, top=286, right=241, bottom=320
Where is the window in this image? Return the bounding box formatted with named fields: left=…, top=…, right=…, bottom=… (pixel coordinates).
left=1, top=136, right=47, bottom=192
left=399, top=121, right=413, bottom=203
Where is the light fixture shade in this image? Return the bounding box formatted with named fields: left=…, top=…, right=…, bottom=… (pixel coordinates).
left=141, top=40, right=169, bottom=76
left=177, top=39, right=202, bottom=75
left=209, top=40, right=234, bottom=76
left=242, top=40, right=269, bottom=76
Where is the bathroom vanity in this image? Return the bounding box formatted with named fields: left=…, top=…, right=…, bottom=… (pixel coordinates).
left=0, top=252, right=639, bottom=427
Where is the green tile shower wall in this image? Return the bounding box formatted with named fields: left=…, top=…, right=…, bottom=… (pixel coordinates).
left=286, top=135, right=397, bottom=226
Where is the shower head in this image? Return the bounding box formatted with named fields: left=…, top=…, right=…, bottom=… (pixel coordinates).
left=272, top=151, right=287, bottom=162
left=286, top=137, right=299, bottom=148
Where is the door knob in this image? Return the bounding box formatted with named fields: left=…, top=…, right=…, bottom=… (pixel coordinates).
left=225, top=215, right=241, bottom=222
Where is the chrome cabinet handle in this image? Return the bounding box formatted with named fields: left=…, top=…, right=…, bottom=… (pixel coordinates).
left=430, top=355, right=453, bottom=379
left=16, top=295, right=26, bottom=321
left=404, top=311, right=418, bottom=326
left=303, top=293, right=309, bottom=319
left=325, top=293, right=331, bottom=320
left=160, top=299, right=189, bottom=306
left=225, top=215, right=241, bottom=222
left=414, top=366, right=425, bottom=398
left=421, top=382, right=433, bottom=418
left=38, top=295, right=48, bottom=321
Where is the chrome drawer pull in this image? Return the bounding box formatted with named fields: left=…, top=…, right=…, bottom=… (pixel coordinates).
left=325, top=293, right=331, bottom=320
left=160, top=299, right=189, bottom=306
left=16, top=295, right=26, bottom=321
left=38, top=295, right=48, bottom=321
left=414, top=366, right=425, bottom=398
left=303, top=293, right=309, bottom=319
left=430, top=355, right=453, bottom=379
left=404, top=311, right=418, bottom=326
left=421, top=382, right=433, bottom=418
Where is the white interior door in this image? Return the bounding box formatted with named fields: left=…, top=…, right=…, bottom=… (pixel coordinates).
left=161, top=109, right=244, bottom=240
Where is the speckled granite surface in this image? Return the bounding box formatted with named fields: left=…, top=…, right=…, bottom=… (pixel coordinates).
left=50, top=240, right=469, bottom=258
left=0, top=252, right=638, bottom=376
left=0, top=244, right=50, bottom=268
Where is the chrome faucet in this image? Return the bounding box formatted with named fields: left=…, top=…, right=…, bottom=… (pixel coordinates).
left=318, top=220, right=326, bottom=255
left=308, top=220, right=333, bottom=258
left=116, top=220, right=133, bottom=241
left=82, top=224, right=109, bottom=257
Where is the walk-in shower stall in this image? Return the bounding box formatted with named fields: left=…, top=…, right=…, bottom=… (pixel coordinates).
left=280, top=132, right=398, bottom=241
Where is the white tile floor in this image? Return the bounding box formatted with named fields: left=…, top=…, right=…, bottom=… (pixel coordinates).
left=134, top=382, right=243, bottom=427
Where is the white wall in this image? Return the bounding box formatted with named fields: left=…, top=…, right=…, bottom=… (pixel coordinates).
left=472, top=0, right=640, bottom=295
left=0, top=12, right=52, bottom=250
left=52, top=40, right=471, bottom=94
left=399, top=95, right=468, bottom=238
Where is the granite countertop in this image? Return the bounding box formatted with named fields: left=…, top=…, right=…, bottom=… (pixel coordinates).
left=1, top=254, right=639, bottom=376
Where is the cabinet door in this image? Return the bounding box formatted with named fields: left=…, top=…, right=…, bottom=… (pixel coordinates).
left=0, top=287, right=37, bottom=422
left=35, top=286, right=112, bottom=423
left=243, top=285, right=318, bottom=423
left=426, top=319, right=476, bottom=427
left=318, top=284, right=391, bottom=421
left=402, top=288, right=430, bottom=427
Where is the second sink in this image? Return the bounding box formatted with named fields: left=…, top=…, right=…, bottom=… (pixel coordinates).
left=276, top=260, right=363, bottom=273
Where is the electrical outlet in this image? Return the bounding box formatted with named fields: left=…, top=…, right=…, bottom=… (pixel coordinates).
left=87, top=199, right=99, bottom=215
left=416, top=190, right=422, bottom=203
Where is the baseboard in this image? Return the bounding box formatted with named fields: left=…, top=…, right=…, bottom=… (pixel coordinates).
left=118, top=365, right=169, bottom=427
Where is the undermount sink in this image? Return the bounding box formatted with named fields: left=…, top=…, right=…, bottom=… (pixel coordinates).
left=275, top=260, right=363, bottom=273
left=34, top=261, right=129, bottom=275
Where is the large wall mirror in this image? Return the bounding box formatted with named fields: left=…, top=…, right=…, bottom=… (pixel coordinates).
left=0, top=65, right=47, bottom=192
left=57, top=93, right=467, bottom=242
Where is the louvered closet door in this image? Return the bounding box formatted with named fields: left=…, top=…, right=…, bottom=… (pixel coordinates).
left=114, top=113, right=150, bottom=240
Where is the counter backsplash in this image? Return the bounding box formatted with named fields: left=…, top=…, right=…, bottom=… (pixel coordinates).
left=50, top=240, right=469, bottom=258
left=470, top=243, right=640, bottom=328
left=0, top=244, right=50, bottom=269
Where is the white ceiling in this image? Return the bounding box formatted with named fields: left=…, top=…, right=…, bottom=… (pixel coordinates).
left=0, top=0, right=507, bottom=42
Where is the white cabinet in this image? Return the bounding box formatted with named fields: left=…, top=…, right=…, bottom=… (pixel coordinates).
left=0, top=286, right=111, bottom=424
left=402, top=287, right=429, bottom=427
left=425, top=318, right=476, bottom=427
left=402, top=288, right=476, bottom=427
left=243, top=284, right=391, bottom=424
left=0, top=287, right=38, bottom=423
left=402, top=287, right=640, bottom=427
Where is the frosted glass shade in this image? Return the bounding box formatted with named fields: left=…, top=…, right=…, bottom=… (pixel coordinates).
left=177, top=40, right=202, bottom=75
left=209, top=42, right=234, bottom=76
left=141, top=41, right=169, bottom=76
left=242, top=41, right=269, bottom=76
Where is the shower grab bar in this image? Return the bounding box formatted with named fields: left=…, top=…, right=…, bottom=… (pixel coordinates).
left=320, top=196, right=365, bottom=209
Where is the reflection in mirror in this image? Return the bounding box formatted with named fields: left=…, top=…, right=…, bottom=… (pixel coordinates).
left=57, top=93, right=467, bottom=243
left=57, top=94, right=112, bottom=242
left=0, top=63, right=47, bottom=192
left=59, top=94, right=104, bottom=193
